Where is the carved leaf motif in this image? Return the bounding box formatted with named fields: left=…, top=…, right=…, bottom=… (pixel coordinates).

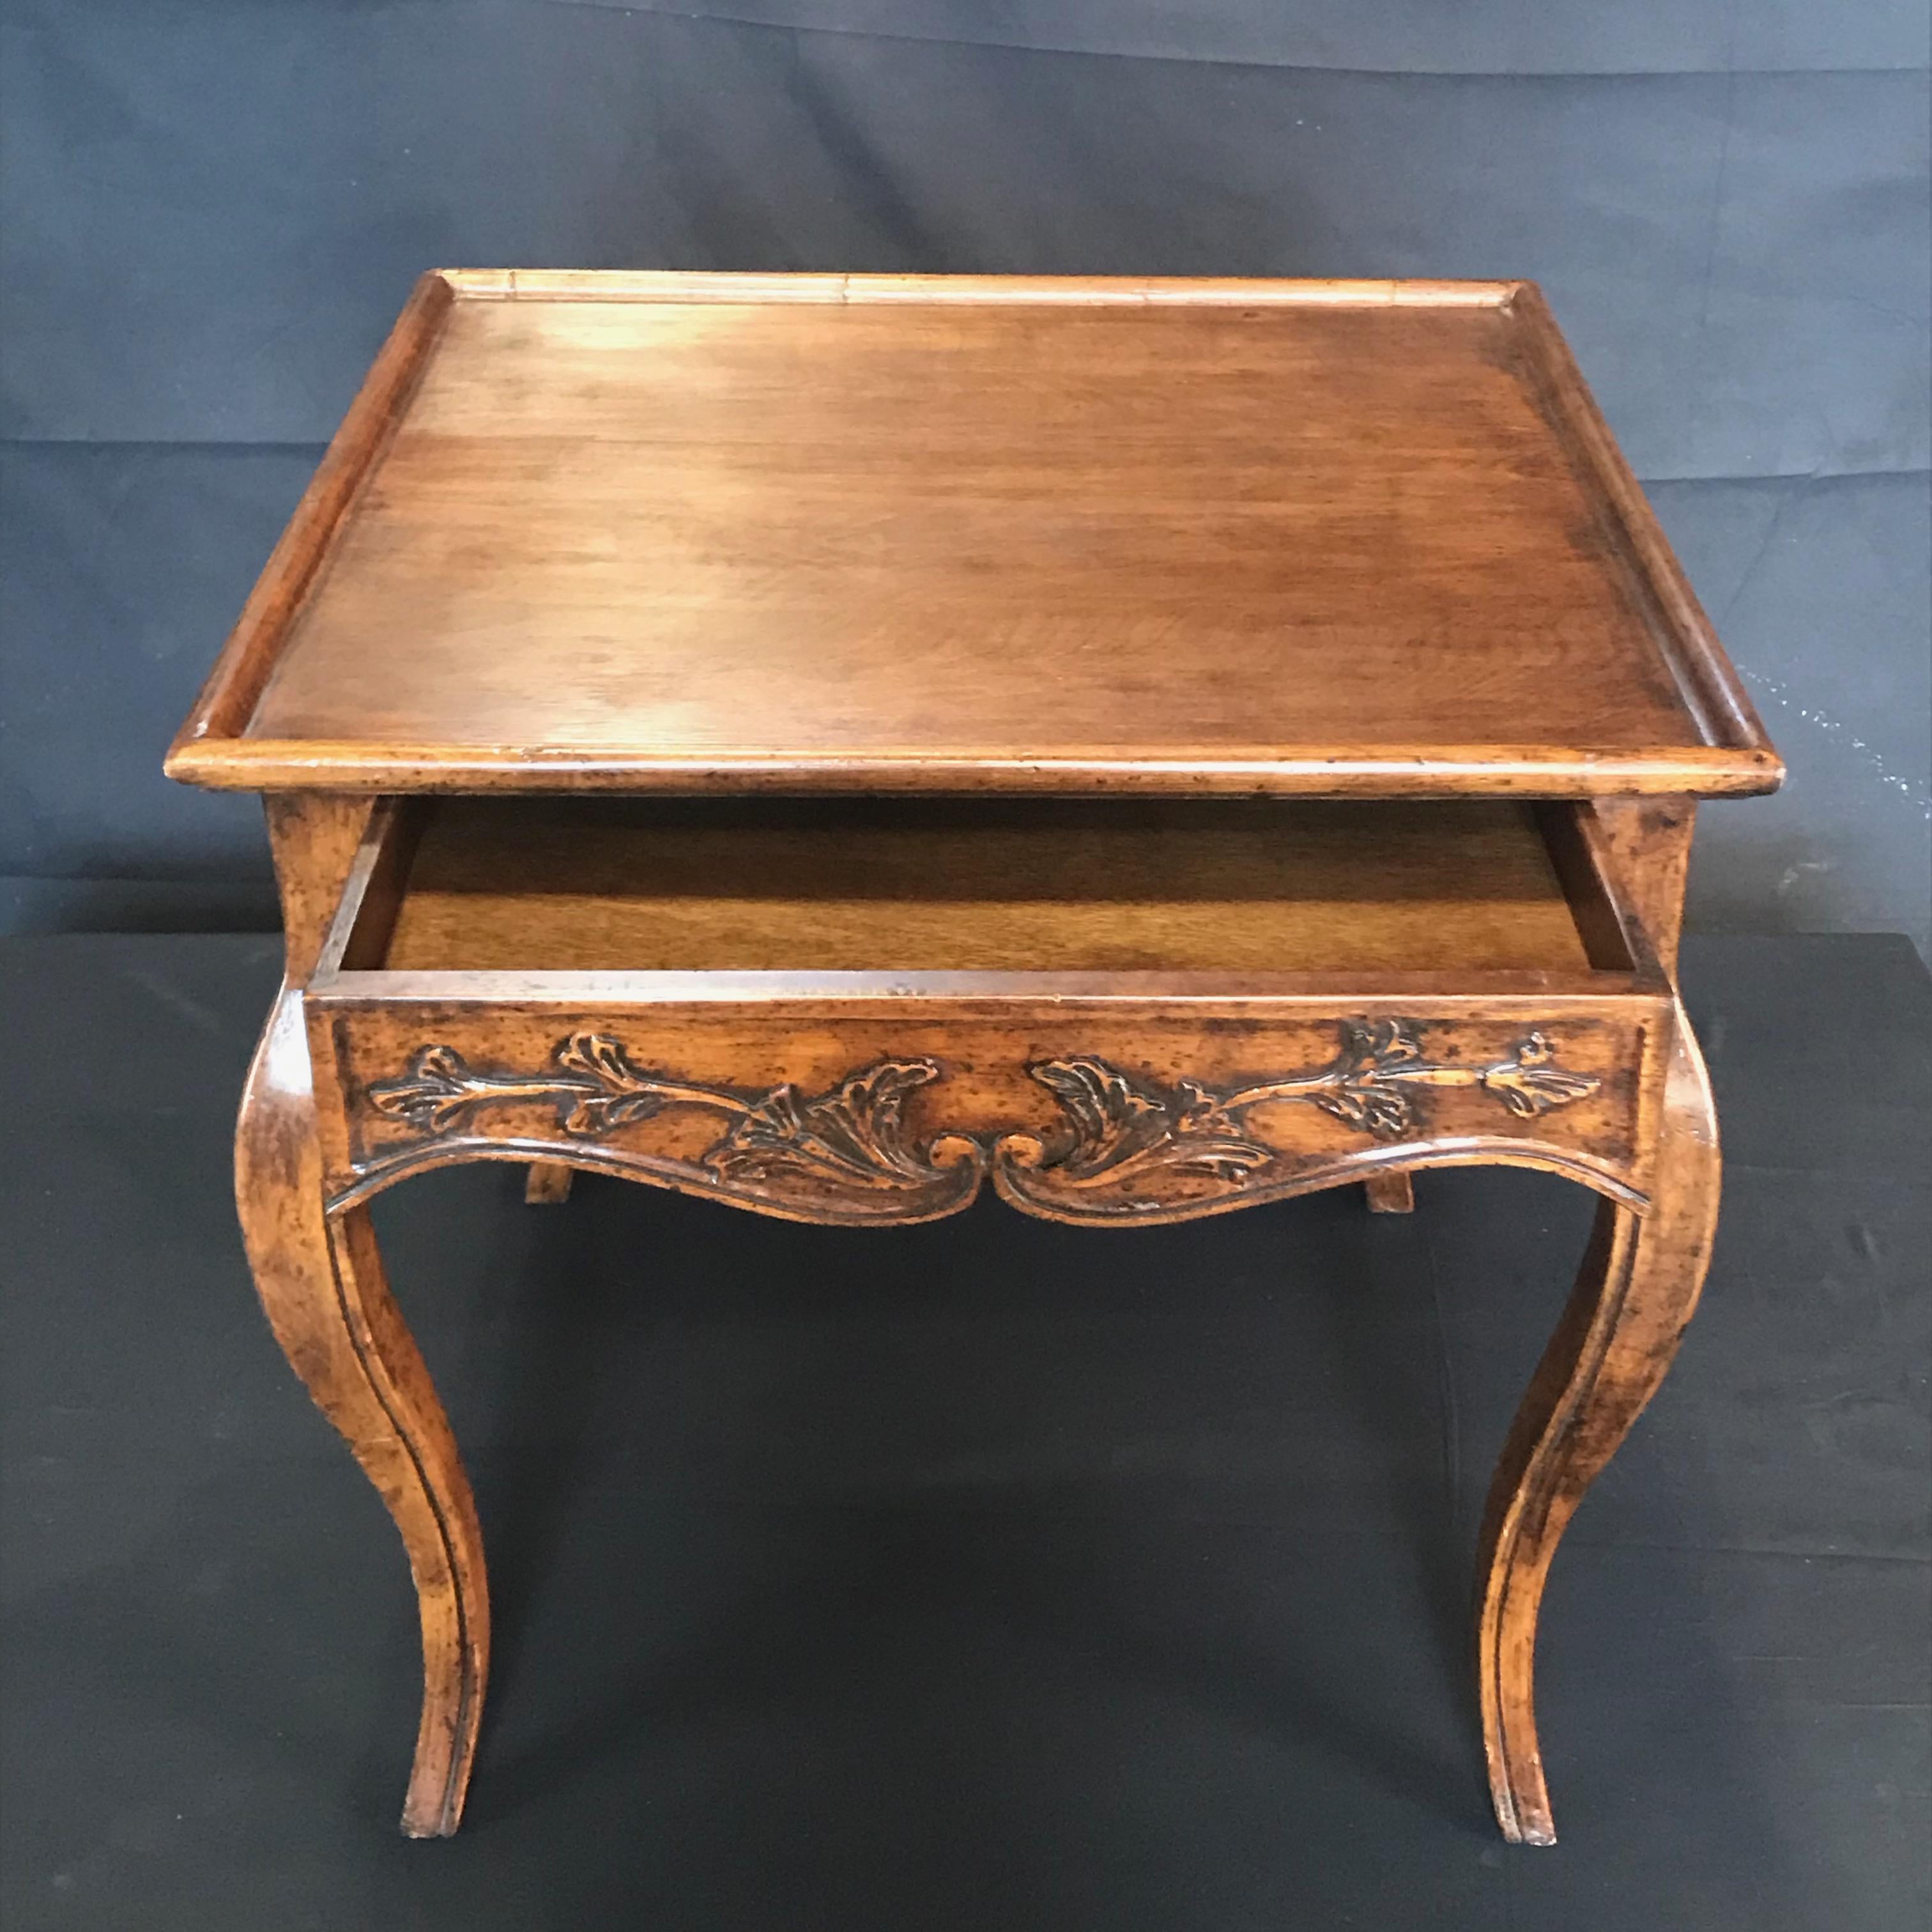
left=1165, top=1131, right=1276, bottom=1183
left=1352, top=1019, right=1423, bottom=1067
left=1481, top=1031, right=1602, bottom=1118
left=1030, top=1059, right=1174, bottom=1179
left=1313, top=1084, right=1418, bottom=1138
left=1307, top=1020, right=1425, bottom=1140
left=365, top=1041, right=960, bottom=1204
left=1009, top=1022, right=1602, bottom=1211
left=552, top=1032, right=669, bottom=1135
left=709, top=1059, right=946, bottom=1190
left=362, top=1022, right=1600, bottom=1224
left=1030, top=1058, right=1271, bottom=1186
left=368, top=1046, right=487, bottom=1134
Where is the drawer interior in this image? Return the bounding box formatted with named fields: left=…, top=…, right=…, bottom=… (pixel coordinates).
left=339, top=797, right=1638, bottom=979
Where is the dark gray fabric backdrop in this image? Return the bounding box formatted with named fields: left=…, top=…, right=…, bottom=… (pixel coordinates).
left=3, top=0, right=1927, bottom=950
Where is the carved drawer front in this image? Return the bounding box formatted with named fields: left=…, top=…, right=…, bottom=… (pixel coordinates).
left=303, top=790, right=1672, bottom=1220
left=313, top=1005, right=1660, bottom=1223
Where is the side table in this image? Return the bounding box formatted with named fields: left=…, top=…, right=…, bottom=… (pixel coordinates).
left=167, top=272, right=1781, bottom=1843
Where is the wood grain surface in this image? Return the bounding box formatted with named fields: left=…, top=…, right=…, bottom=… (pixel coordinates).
left=165, top=272, right=1779, bottom=799
left=305, top=991, right=1658, bottom=1223
left=378, top=797, right=1600, bottom=976
left=173, top=272, right=1768, bottom=1846
left=235, top=988, right=487, bottom=1838
left=1476, top=1000, right=1721, bottom=1844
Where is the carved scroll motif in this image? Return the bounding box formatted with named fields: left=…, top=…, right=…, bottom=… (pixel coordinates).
left=999, top=1022, right=1601, bottom=1214
left=358, top=1021, right=1600, bottom=1222
left=366, top=1035, right=983, bottom=1217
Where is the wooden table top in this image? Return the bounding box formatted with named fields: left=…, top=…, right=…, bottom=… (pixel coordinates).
left=167, top=272, right=1779, bottom=800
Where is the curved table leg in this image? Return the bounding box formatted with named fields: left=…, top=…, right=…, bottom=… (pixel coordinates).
left=236, top=990, right=489, bottom=1837
left=1476, top=1007, right=1719, bottom=1844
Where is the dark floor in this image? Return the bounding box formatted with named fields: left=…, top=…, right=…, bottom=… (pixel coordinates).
left=1, top=933, right=1927, bottom=1931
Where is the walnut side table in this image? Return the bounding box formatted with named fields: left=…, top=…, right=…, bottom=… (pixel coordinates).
left=166, top=272, right=1782, bottom=1844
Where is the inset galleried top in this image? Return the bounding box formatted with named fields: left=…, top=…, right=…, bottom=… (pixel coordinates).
left=166, top=272, right=1780, bottom=799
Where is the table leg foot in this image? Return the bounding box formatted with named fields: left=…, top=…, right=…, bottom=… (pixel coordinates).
left=236, top=991, right=489, bottom=1838
left=1475, top=1007, right=1718, bottom=1844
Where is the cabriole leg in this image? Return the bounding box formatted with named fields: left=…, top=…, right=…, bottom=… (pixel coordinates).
left=235, top=989, right=489, bottom=1837
left=1475, top=1007, right=1719, bottom=1844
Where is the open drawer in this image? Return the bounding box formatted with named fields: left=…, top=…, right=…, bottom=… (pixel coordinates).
left=303, top=797, right=1674, bottom=1223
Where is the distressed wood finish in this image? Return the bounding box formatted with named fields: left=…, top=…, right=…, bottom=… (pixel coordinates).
left=263, top=794, right=376, bottom=981
left=1584, top=796, right=1698, bottom=972
left=235, top=988, right=486, bottom=1838
left=309, top=1005, right=1652, bottom=1225
left=1477, top=1002, right=1720, bottom=1843
left=165, top=273, right=1779, bottom=1846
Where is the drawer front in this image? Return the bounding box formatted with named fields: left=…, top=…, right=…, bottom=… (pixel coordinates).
left=311, top=1000, right=1663, bottom=1225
